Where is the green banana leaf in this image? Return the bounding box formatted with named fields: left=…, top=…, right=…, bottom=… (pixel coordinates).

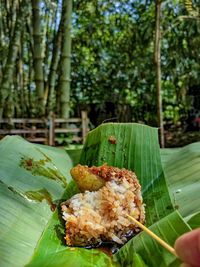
left=0, top=123, right=199, bottom=267
left=161, top=143, right=200, bottom=219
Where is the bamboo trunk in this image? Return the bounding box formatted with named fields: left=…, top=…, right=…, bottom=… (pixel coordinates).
left=18, top=35, right=25, bottom=117
left=154, top=0, right=165, bottom=148
left=0, top=0, right=30, bottom=118
left=57, top=0, right=73, bottom=119
left=46, top=17, right=62, bottom=115
left=31, top=0, right=45, bottom=116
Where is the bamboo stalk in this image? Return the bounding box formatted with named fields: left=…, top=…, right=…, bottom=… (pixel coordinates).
left=127, top=215, right=178, bottom=257
left=31, top=0, right=45, bottom=116
left=154, top=0, right=165, bottom=148
left=58, top=0, right=72, bottom=119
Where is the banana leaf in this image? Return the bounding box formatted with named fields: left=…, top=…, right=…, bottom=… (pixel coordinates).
left=161, top=143, right=200, bottom=218
left=0, top=123, right=199, bottom=267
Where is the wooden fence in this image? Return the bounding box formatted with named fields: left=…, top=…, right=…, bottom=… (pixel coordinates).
left=0, top=111, right=89, bottom=146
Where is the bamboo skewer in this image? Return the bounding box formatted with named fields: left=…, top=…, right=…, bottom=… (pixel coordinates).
left=127, top=214, right=178, bottom=257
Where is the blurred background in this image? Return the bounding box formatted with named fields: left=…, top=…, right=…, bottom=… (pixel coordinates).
left=0, top=0, right=200, bottom=148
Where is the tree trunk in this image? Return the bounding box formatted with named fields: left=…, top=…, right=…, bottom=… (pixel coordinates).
left=57, top=0, right=73, bottom=119
left=28, top=58, right=35, bottom=117
left=0, top=0, right=30, bottom=118
left=17, top=34, right=24, bottom=116
left=4, top=91, right=14, bottom=118
left=46, top=15, right=62, bottom=115
left=154, top=0, right=165, bottom=148
left=31, top=0, right=45, bottom=116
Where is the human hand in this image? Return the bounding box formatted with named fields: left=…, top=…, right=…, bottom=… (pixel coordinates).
left=174, top=228, right=200, bottom=267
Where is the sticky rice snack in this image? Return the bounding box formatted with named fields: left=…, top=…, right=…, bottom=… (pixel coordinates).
left=61, top=164, right=145, bottom=247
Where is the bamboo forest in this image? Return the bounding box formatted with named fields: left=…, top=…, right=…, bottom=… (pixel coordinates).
left=0, top=1, right=200, bottom=267
left=0, top=0, right=199, bottom=146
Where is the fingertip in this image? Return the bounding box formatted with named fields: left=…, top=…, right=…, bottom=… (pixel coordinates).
left=174, top=228, right=200, bottom=266
left=179, top=264, right=192, bottom=267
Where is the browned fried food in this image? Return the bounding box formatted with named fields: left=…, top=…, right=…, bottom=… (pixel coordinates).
left=61, top=164, right=145, bottom=247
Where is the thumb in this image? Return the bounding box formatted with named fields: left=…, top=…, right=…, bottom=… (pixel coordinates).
left=174, top=228, right=200, bottom=267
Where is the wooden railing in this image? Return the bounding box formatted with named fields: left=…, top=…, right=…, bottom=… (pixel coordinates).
left=0, top=111, right=89, bottom=146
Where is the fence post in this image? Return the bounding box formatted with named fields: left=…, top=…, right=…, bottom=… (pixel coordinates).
left=49, top=112, right=55, bottom=146
left=81, top=111, right=88, bottom=143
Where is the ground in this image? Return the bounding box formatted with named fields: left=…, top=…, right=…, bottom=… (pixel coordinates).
left=165, top=128, right=200, bottom=147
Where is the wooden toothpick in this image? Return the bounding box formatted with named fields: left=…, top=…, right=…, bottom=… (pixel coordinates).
left=127, top=214, right=178, bottom=257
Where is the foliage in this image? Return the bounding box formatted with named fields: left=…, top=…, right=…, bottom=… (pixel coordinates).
left=71, top=0, right=200, bottom=126
left=55, top=133, right=75, bottom=146
left=0, top=0, right=200, bottom=126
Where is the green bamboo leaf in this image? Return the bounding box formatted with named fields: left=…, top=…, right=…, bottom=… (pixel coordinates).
left=0, top=124, right=199, bottom=267
left=187, top=212, right=200, bottom=229
left=79, top=123, right=194, bottom=266
left=0, top=136, right=72, bottom=267
left=130, top=253, right=149, bottom=267
left=80, top=123, right=174, bottom=226
left=161, top=143, right=200, bottom=218
left=114, top=211, right=190, bottom=267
